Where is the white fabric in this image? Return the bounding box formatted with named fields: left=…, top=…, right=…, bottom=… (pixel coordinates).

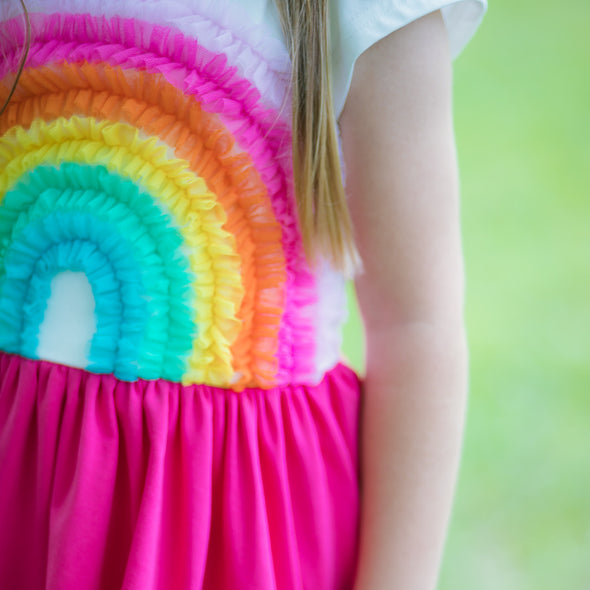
left=37, top=272, right=96, bottom=369
left=233, top=0, right=487, bottom=116
left=314, top=261, right=349, bottom=379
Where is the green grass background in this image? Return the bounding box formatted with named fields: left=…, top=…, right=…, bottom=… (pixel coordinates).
left=342, top=1, right=590, bottom=588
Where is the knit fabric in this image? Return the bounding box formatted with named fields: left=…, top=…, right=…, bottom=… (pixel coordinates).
left=0, top=3, right=359, bottom=589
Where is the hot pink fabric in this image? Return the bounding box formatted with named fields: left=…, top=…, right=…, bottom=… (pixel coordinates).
left=0, top=351, right=360, bottom=589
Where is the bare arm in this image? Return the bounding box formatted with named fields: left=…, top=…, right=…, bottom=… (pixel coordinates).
left=339, top=11, right=467, bottom=590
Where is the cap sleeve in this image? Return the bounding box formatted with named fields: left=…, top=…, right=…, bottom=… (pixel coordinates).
left=331, top=0, right=488, bottom=117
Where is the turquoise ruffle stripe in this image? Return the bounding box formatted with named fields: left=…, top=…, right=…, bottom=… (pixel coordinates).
left=0, top=163, right=197, bottom=381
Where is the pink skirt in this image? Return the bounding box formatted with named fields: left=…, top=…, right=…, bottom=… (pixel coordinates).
left=0, top=352, right=361, bottom=590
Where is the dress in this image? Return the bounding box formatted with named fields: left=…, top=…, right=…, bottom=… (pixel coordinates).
left=0, top=1, right=485, bottom=588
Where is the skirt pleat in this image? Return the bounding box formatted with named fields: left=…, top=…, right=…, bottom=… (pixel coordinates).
left=0, top=352, right=360, bottom=590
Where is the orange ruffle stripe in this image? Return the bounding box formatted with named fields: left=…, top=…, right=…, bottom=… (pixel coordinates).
left=0, top=63, right=288, bottom=389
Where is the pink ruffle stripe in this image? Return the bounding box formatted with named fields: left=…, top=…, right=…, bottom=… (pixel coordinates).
left=25, top=0, right=292, bottom=112
left=0, top=11, right=316, bottom=383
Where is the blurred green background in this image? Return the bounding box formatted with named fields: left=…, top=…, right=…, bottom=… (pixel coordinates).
left=342, top=1, right=590, bottom=588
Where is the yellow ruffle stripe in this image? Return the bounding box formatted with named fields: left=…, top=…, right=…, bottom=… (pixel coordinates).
left=0, top=116, right=245, bottom=386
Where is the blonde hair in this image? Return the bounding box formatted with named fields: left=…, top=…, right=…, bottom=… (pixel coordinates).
left=275, top=0, right=357, bottom=271
left=1, top=0, right=357, bottom=270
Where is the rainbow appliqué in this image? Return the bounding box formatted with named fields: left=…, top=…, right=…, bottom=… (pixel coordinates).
left=0, top=0, right=347, bottom=390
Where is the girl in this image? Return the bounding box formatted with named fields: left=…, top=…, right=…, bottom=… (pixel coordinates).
left=0, top=0, right=486, bottom=588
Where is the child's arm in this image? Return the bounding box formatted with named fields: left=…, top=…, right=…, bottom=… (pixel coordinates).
left=339, top=11, right=467, bottom=590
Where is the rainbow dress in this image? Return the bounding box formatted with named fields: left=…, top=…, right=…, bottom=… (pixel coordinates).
left=0, top=1, right=360, bottom=588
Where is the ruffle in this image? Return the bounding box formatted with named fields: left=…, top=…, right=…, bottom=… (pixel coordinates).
left=0, top=117, right=245, bottom=387
left=25, top=0, right=292, bottom=113
left=0, top=352, right=361, bottom=589
left=0, top=62, right=288, bottom=389
left=0, top=11, right=317, bottom=385
left=0, top=218, right=147, bottom=380
left=0, top=163, right=198, bottom=381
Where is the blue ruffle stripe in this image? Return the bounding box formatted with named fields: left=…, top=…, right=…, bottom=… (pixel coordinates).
left=0, top=163, right=197, bottom=382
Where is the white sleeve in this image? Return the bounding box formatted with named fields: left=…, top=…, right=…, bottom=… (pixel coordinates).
left=331, top=0, right=488, bottom=117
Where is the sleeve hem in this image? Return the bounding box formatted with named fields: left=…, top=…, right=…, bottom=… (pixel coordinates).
left=333, top=0, right=488, bottom=118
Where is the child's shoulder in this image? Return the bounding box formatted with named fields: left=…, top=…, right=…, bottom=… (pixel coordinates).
left=329, top=0, right=488, bottom=117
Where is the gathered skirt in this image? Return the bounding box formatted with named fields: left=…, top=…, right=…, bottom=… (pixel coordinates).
left=0, top=352, right=361, bottom=590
